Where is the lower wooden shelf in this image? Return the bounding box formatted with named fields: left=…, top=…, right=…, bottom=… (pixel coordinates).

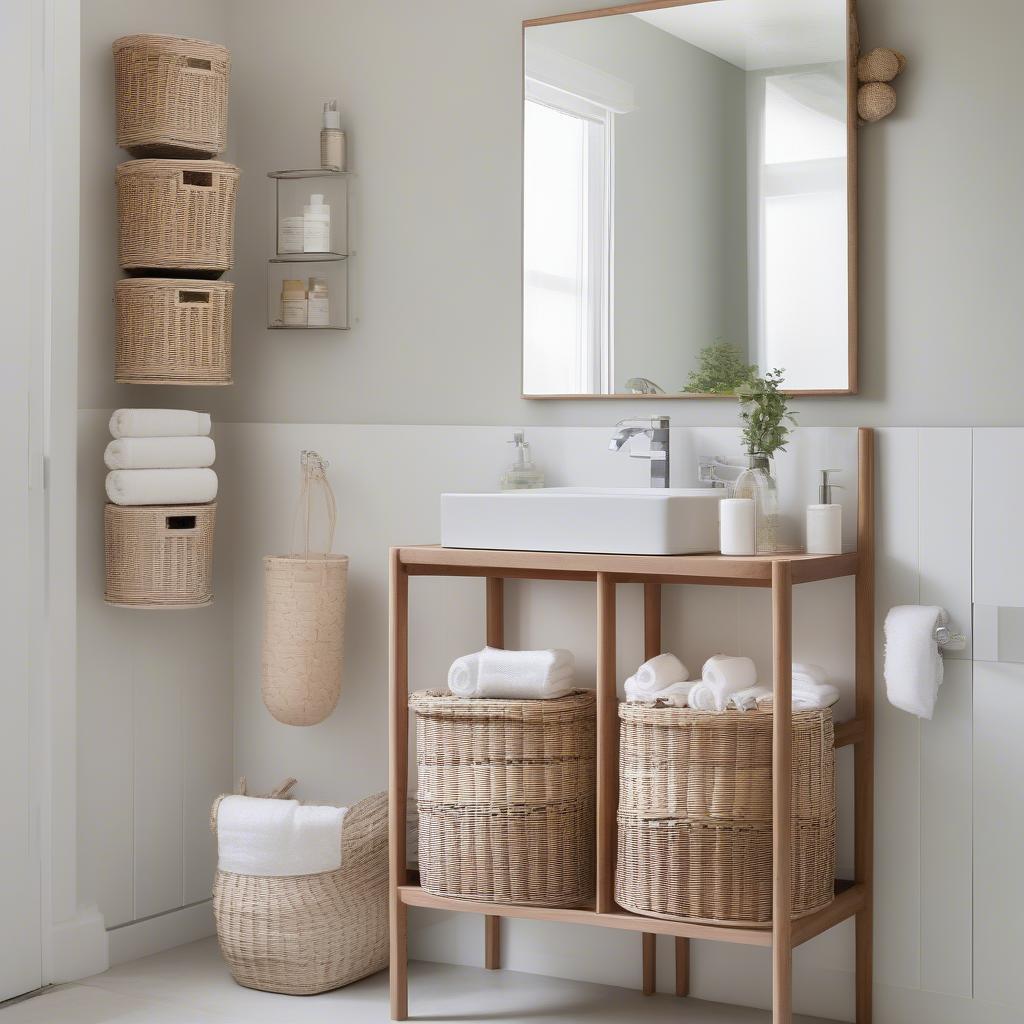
left=398, top=880, right=863, bottom=949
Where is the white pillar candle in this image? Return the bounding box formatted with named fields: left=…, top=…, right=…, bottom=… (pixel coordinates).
left=719, top=498, right=755, bottom=556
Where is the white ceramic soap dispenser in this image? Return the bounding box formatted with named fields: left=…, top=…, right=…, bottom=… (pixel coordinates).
left=501, top=431, right=544, bottom=490
left=806, top=469, right=843, bottom=554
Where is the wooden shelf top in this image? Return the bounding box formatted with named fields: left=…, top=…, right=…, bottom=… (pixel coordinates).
left=395, top=545, right=859, bottom=586
left=398, top=881, right=864, bottom=949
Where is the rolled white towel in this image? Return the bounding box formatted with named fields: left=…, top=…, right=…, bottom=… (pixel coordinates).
left=688, top=655, right=758, bottom=712
left=104, top=435, right=216, bottom=470
left=757, top=683, right=841, bottom=712
left=632, top=653, right=689, bottom=695
left=448, top=652, right=481, bottom=698
left=884, top=605, right=946, bottom=719
left=109, top=408, right=211, bottom=439
left=730, top=685, right=771, bottom=711
left=105, top=468, right=218, bottom=506
left=792, top=662, right=828, bottom=687
left=624, top=676, right=694, bottom=706
left=475, top=646, right=575, bottom=700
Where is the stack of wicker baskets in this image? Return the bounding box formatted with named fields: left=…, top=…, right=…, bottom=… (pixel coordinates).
left=112, top=35, right=236, bottom=385
left=615, top=705, right=836, bottom=926
left=411, top=689, right=596, bottom=907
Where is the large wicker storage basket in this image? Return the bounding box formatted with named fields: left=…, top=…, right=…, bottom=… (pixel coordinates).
left=616, top=705, right=835, bottom=926
left=411, top=689, right=596, bottom=907
left=113, top=35, right=230, bottom=158
left=104, top=502, right=215, bottom=608
left=212, top=790, right=389, bottom=995
left=117, top=159, right=239, bottom=274
left=114, top=278, right=233, bottom=384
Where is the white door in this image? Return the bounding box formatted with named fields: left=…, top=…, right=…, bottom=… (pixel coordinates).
left=0, top=0, right=44, bottom=1001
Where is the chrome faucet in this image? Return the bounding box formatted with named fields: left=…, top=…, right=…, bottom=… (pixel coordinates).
left=609, top=416, right=670, bottom=488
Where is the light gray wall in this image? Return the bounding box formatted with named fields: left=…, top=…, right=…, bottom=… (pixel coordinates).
left=79, top=0, right=1024, bottom=427
left=530, top=16, right=747, bottom=392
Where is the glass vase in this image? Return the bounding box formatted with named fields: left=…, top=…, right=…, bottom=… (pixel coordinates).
left=733, top=454, right=779, bottom=554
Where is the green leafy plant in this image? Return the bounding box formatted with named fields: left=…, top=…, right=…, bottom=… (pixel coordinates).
left=737, top=368, right=797, bottom=457
left=681, top=342, right=758, bottom=395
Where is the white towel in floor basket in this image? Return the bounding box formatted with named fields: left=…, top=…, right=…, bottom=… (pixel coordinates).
left=211, top=778, right=388, bottom=995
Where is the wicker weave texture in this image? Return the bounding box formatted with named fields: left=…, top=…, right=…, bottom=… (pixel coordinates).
left=212, top=791, right=389, bottom=995
left=104, top=502, right=215, bottom=607
left=411, top=689, right=596, bottom=907
left=117, top=159, right=239, bottom=273
left=261, top=555, right=348, bottom=727
left=113, top=34, right=230, bottom=158
left=616, top=706, right=835, bottom=925
left=114, top=278, right=232, bottom=384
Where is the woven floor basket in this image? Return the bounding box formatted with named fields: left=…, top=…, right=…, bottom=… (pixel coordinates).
left=115, top=278, right=233, bottom=385
left=212, top=791, right=389, bottom=995
left=113, top=35, right=230, bottom=158
left=616, top=705, right=835, bottom=926
left=262, top=555, right=348, bottom=726
left=104, top=502, right=215, bottom=608
left=117, top=159, right=239, bottom=274
left=411, top=689, right=596, bottom=907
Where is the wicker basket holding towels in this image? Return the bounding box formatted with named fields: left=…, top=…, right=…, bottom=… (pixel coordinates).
left=411, top=689, right=596, bottom=907
left=616, top=705, right=836, bottom=926
left=211, top=784, right=388, bottom=995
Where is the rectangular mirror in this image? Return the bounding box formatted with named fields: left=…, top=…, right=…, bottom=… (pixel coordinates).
left=522, top=0, right=856, bottom=398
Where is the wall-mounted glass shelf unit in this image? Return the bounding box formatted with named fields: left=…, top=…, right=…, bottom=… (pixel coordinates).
left=267, top=167, right=352, bottom=330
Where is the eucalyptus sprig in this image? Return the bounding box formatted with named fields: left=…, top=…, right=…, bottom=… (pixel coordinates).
left=737, top=368, right=797, bottom=457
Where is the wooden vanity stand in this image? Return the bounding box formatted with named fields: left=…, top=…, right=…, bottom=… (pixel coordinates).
left=389, top=428, right=874, bottom=1023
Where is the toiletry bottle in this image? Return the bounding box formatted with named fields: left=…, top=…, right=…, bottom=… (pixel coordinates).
left=320, top=99, right=346, bottom=172
left=307, top=277, right=330, bottom=327
left=303, top=194, right=331, bottom=253
left=281, top=279, right=307, bottom=327
left=278, top=215, right=304, bottom=254
left=806, top=469, right=844, bottom=554
left=501, top=431, right=544, bottom=490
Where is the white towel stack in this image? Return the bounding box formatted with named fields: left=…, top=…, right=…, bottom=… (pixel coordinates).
left=750, top=662, right=840, bottom=712
left=447, top=646, right=575, bottom=700
left=104, top=409, right=217, bottom=506
left=624, top=653, right=692, bottom=707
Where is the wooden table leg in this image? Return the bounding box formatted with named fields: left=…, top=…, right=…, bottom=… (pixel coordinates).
left=389, top=549, right=409, bottom=1021
left=642, top=932, right=656, bottom=996
left=674, top=937, right=690, bottom=996
left=484, top=576, right=504, bottom=970
left=772, top=562, right=793, bottom=1024
left=596, top=573, right=618, bottom=915
left=855, top=427, right=875, bottom=1022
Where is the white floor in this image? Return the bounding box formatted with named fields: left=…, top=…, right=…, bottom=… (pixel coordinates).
left=0, top=937, right=837, bottom=1024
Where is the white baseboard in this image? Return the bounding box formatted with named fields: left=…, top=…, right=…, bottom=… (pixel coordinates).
left=49, top=905, right=109, bottom=983
left=107, top=901, right=215, bottom=967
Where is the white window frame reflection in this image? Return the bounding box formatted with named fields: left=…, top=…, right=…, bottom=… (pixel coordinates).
left=523, top=79, right=613, bottom=395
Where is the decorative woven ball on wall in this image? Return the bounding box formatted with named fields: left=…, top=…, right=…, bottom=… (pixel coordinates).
left=857, top=47, right=906, bottom=123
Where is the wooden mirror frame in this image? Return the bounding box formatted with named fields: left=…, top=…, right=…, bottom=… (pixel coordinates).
left=521, top=0, right=859, bottom=399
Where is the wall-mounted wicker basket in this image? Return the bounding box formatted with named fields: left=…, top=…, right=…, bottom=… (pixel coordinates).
left=411, top=689, right=596, bottom=908
left=113, top=34, right=230, bottom=158
left=114, top=278, right=233, bottom=385
left=104, top=502, right=216, bottom=608
left=117, top=159, right=239, bottom=275
left=615, top=705, right=836, bottom=926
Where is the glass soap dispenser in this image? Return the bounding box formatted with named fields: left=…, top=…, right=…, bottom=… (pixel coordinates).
left=501, top=431, right=544, bottom=490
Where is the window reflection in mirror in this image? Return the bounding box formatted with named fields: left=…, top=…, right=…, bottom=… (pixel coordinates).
left=522, top=0, right=853, bottom=397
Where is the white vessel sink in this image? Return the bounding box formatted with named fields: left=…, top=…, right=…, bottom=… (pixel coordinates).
left=441, top=487, right=725, bottom=556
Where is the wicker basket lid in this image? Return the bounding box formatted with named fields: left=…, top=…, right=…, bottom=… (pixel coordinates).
left=410, top=688, right=595, bottom=721
left=116, top=158, right=240, bottom=178
left=112, top=34, right=230, bottom=63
